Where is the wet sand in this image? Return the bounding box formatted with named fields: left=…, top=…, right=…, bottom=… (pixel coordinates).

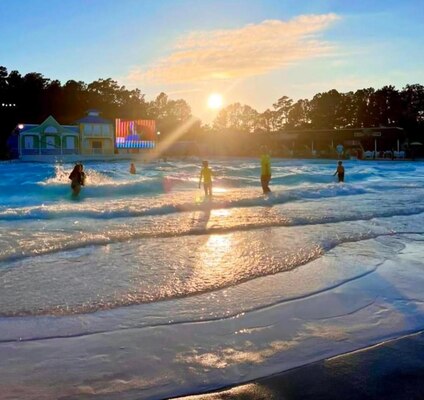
left=177, top=330, right=424, bottom=400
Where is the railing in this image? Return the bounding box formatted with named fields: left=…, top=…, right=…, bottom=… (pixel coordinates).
left=41, top=149, right=62, bottom=155
left=62, top=149, right=78, bottom=155
left=83, top=132, right=112, bottom=137
left=22, top=148, right=78, bottom=156
left=21, top=149, right=39, bottom=155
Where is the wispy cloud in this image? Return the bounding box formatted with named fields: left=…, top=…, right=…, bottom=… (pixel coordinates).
left=126, top=14, right=340, bottom=85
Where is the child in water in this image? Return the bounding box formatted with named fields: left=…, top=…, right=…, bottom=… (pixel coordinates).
left=130, top=163, right=136, bottom=174
left=333, top=161, right=345, bottom=182
left=69, top=163, right=86, bottom=196
left=199, top=160, right=213, bottom=197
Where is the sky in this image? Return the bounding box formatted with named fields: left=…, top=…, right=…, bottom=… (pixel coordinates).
left=0, top=0, right=423, bottom=123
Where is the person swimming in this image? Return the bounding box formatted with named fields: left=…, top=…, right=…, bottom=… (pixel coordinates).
left=199, top=160, right=213, bottom=197
left=260, top=150, right=272, bottom=194
left=69, top=163, right=85, bottom=196
left=333, top=161, right=345, bottom=182
left=130, top=163, right=136, bottom=174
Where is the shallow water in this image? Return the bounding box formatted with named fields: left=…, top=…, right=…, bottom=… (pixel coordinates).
left=2, top=158, right=424, bottom=399
left=1, top=158, right=424, bottom=317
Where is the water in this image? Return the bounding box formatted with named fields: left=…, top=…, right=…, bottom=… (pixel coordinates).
left=2, top=158, right=424, bottom=399
left=1, top=158, right=424, bottom=318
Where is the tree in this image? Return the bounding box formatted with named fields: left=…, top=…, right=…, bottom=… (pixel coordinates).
left=369, top=85, right=402, bottom=126
left=400, top=84, right=424, bottom=139
left=272, top=95, right=293, bottom=130
left=309, top=89, right=344, bottom=129
left=0, top=66, right=8, bottom=92
left=213, top=103, right=259, bottom=133
left=255, top=109, right=278, bottom=134
left=286, top=99, right=311, bottom=129
left=149, top=93, right=192, bottom=139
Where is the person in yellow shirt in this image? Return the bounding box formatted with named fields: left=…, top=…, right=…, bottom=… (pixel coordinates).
left=199, top=160, right=213, bottom=197
left=260, top=151, right=272, bottom=194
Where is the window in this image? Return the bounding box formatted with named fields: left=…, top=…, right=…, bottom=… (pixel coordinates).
left=46, top=136, right=56, bottom=149
left=84, top=124, right=93, bottom=134
left=44, top=126, right=58, bottom=134
left=93, top=125, right=101, bottom=135
left=102, top=125, right=110, bottom=135
left=92, top=140, right=102, bottom=154
left=24, top=136, right=34, bottom=149
left=66, top=136, right=75, bottom=149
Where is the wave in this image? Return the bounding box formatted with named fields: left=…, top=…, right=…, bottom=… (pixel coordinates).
left=0, top=228, right=414, bottom=318
left=0, top=182, right=375, bottom=221
left=2, top=161, right=424, bottom=208
left=1, top=206, right=424, bottom=265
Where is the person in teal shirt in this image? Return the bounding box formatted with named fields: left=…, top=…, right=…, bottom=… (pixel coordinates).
left=260, top=151, right=271, bottom=194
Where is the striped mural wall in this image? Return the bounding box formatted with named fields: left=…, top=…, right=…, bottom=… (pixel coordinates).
left=115, top=119, right=157, bottom=148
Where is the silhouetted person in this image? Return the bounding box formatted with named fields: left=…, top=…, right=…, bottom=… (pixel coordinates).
left=130, top=163, right=136, bottom=174
left=199, top=160, right=213, bottom=197
left=333, top=161, right=345, bottom=183
left=260, top=151, right=272, bottom=194
left=69, top=163, right=86, bottom=196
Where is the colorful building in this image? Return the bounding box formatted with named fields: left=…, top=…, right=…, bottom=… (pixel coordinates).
left=77, top=110, right=115, bottom=155
left=12, top=111, right=158, bottom=161
left=19, top=115, right=79, bottom=157
left=115, top=118, right=156, bottom=153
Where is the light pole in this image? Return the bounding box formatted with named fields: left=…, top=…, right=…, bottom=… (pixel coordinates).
left=156, top=131, right=162, bottom=161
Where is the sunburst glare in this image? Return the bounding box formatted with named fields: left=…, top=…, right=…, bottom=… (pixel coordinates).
left=207, top=93, right=223, bottom=109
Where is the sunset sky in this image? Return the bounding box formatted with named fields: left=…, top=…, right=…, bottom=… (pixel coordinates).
left=1, top=0, right=423, bottom=122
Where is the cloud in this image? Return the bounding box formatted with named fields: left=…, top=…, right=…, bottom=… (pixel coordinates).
left=127, top=14, right=340, bottom=85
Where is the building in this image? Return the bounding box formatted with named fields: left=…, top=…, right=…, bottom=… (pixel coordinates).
left=18, top=115, right=79, bottom=159
left=275, top=127, right=406, bottom=158
left=77, top=110, right=114, bottom=155
left=115, top=118, right=157, bottom=153
left=11, top=111, right=158, bottom=161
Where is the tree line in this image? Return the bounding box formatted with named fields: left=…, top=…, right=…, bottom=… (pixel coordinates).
left=1, top=65, right=423, bottom=158
left=212, top=86, right=424, bottom=136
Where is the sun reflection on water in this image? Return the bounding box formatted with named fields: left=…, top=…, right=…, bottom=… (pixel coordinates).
left=195, top=232, right=234, bottom=282
left=211, top=208, right=232, bottom=218
left=206, top=234, right=232, bottom=252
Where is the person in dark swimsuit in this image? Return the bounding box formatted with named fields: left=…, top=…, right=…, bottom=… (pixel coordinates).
left=333, top=161, right=345, bottom=182
left=69, top=163, right=86, bottom=196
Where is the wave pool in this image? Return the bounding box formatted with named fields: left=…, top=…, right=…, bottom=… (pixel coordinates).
left=1, top=158, right=424, bottom=399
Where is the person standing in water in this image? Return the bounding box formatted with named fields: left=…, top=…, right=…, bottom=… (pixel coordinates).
left=130, top=163, right=136, bottom=174
left=333, top=161, right=345, bottom=182
left=69, top=163, right=86, bottom=196
left=260, top=149, right=272, bottom=194
left=199, top=160, right=213, bottom=198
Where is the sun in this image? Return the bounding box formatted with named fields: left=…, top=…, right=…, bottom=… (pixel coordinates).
left=207, top=93, right=223, bottom=109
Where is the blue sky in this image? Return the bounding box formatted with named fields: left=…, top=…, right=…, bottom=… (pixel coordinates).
left=0, top=0, right=423, bottom=121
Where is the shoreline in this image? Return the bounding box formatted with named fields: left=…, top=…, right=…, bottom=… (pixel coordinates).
left=176, top=330, right=424, bottom=400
